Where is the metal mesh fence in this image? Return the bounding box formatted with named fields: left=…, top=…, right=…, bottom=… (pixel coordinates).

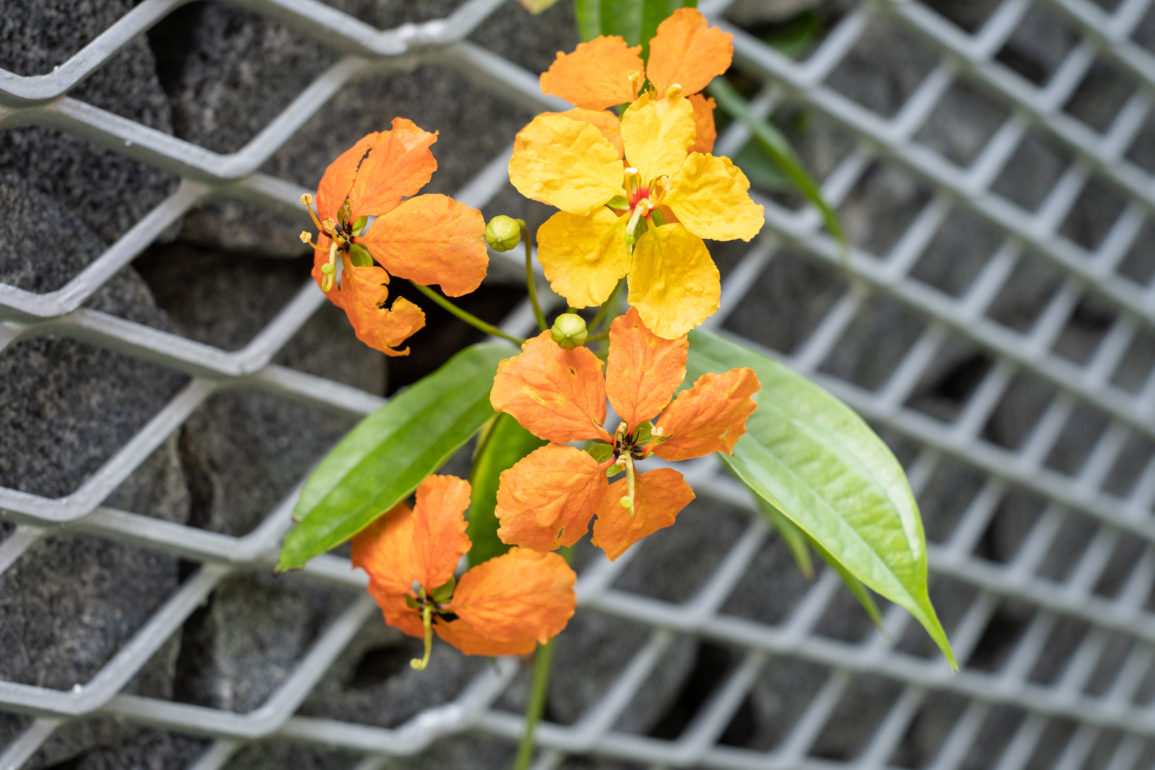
left=3, top=0, right=1155, bottom=767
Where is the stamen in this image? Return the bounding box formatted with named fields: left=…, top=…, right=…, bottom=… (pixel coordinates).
left=620, top=453, right=637, bottom=515
left=410, top=602, right=434, bottom=671
left=320, top=241, right=338, bottom=292
left=300, top=194, right=326, bottom=233
left=665, top=84, right=683, bottom=99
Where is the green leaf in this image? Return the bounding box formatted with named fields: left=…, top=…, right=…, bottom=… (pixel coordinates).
left=576, top=0, right=697, bottom=54
left=575, top=0, right=601, bottom=42
left=753, top=494, right=813, bottom=579
left=277, top=343, right=513, bottom=572
left=598, top=0, right=644, bottom=46
left=687, top=331, right=955, bottom=668
left=707, top=78, right=847, bottom=254
left=467, top=413, right=546, bottom=568
left=811, top=533, right=886, bottom=631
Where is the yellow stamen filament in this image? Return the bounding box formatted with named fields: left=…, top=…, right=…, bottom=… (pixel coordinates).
left=410, top=602, right=433, bottom=671
left=620, top=453, right=636, bottom=515
left=665, top=84, right=683, bottom=99
left=320, top=241, right=338, bottom=292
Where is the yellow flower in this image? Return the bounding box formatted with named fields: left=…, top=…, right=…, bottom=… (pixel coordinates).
left=508, top=91, right=763, bottom=339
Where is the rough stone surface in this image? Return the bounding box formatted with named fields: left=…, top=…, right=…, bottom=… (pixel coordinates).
left=3, top=0, right=1155, bottom=767
left=0, top=174, right=191, bottom=767
left=0, top=0, right=176, bottom=245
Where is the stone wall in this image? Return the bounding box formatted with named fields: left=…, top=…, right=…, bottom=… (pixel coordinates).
left=2, top=0, right=1153, bottom=767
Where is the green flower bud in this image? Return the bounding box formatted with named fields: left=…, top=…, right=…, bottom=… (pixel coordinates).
left=551, top=313, right=588, bottom=349
left=485, top=215, right=523, bottom=252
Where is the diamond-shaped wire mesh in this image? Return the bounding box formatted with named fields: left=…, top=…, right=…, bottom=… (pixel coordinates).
left=3, top=0, right=1155, bottom=767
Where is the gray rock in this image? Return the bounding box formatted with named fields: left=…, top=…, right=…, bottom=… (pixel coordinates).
left=298, top=613, right=487, bottom=729
left=173, top=571, right=355, bottom=714
left=0, top=0, right=176, bottom=245
left=0, top=174, right=192, bottom=768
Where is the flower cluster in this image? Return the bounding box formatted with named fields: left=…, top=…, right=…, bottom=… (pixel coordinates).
left=304, top=8, right=765, bottom=665
left=509, top=8, right=763, bottom=339
left=352, top=476, right=576, bottom=667
left=491, top=308, right=759, bottom=560
left=301, top=118, right=488, bottom=356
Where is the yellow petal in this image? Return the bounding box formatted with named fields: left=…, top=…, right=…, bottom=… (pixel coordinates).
left=509, top=114, right=624, bottom=215
left=537, top=209, right=631, bottom=308
left=627, top=223, right=719, bottom=339
left=542, top=108, right=624, bottom=157
left=621, top=92, right=696, bottom=181
left=667, top=153, right=764, bottom=241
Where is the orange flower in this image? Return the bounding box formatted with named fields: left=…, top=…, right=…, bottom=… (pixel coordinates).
left=539, top=8, right=729, bottom=152
left=490, top=308, right=760, bottom=560
left=351, top=475, right=577, bottom=668
left=302, top=119, right=488, bottom=356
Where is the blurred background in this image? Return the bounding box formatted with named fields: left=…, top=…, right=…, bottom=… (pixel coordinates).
left=3, top=0, right=1155, bottom=767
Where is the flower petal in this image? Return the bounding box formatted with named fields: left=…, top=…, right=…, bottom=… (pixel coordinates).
left=543, top=108, right=624, bottom=157
left=490, top=332, right=612, bottom=444
left=606, top=307, right=688, bottom=432
left=316, top=135, right=374, bottom=222
left=654, top=368, right=760, bottom=461
left=495, top=445, right=608, bottom=551
left=347, top=118, right=439, bottom=216
left=621, top=92, right=695, bottom=181
left=330, top=262, right=425, bottom=357
left=627, top=223, right=719, bottom=339
left=688, top=93, right=717, bottom=154
left=538, top=209, right=630, bottom=309
left=360, top=194, right=487, bottom=297
left=437, top=548, right=577, bottom=655
left=409, top=475, right=474, bottom=589
left=591, top=468, right=695, bottom=560
left=540, top=36, right=644, bottom=110
left=646, top=8, right=733, bottom=97
left=509, top=114, right=625, bottom=215
left=667, top=153, right=764, bottom=242
left=351, top=475, right=472, bottom=631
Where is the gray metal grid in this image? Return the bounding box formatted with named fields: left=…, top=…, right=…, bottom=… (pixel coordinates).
left=3, top=0, right=1155, bottom=767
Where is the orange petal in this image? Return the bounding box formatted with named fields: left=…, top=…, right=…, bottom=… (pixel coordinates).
left=360, top=194, right=487, bottom=297
left=605, top=307, right=688, bottom=432
left=437, top=547, right=576, bottom=655
left=543, top=108, right=624, bottom=157
left=591, top=468, right=695, bottom=560
left=654, top=368, right=760, bottom=461
left=316, top=135, right=374, bottom=222
left=351, top=475, right=472, bottom=636
left=646, top=8, right=733, bottom=97
left=490, top=332, right=612, bottom=444
left=334, top=262, right=425, bottom=356
left=366, top=587, right=426, bottom=640
left=688, top=93, right=717, bottom=153
left=351, top=475, right=471, bottom=594
left=495, top=445, right=607, bottom=550
left=409, top=475, right=474, bottom=590
left=540, top=36, right=644, bottom=110
left=347, top=118, right=438, bottom=216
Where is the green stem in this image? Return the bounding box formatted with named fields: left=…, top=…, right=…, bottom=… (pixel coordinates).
left=512, top=638, right=557, bottom=770
left=521, top=221, right=548, bottom=332
left=588, top=279, right=624, bottom=334
left=410, top=282, right=525, bottom=346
